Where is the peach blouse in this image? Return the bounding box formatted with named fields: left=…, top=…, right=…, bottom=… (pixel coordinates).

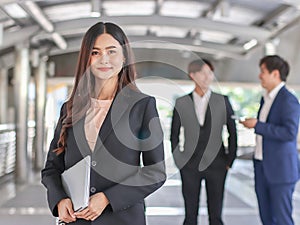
left=84, top=98, right=113, bottom=151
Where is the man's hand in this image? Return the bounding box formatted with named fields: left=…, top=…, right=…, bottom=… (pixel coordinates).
left=239, top=118, right=258, bottom=129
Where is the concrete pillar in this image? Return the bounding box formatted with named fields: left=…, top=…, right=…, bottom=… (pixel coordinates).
left=34, top=57, right=47, bottom=170
left=0, top=68, right=8, bottom=123
left=14, top=44, right=30, bottom=183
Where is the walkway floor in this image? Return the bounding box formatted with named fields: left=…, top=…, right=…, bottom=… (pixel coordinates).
left=0, top=159, right=299, bottom=225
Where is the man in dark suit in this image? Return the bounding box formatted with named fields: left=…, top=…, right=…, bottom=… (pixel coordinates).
left=241, top=55, right=300, bottom=225
left=170, top=59, right=237, bottom=225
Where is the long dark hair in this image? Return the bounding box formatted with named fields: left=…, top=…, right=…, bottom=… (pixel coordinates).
left=55, top=22, right=137, bottom=154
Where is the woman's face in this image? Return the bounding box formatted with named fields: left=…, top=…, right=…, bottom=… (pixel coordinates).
left=90, top=33, right=124, bottom=81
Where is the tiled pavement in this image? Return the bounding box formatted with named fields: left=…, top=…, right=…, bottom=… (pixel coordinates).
left=0, top=159, right=299, bottom=225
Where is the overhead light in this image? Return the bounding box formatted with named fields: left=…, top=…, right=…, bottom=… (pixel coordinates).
left=201, top=30, right=233, bottom=44
left=264, top=38, right=280, bottom=55
left=3, top=3, right=28, bottom=18
left=265, top=42, right=276, bottom=55
left=150, top=26, right=187, bottom=38
left=91, top=0, right=101, bottom=17
left=160, top=1, right=202, bottom=18
left=103, top=1, right=155, bottom=16
left=52, top=32, right=67, bottom=50
left=23, top=1, right=54, bottom=32
left=243, top=39, right=258, bottom=50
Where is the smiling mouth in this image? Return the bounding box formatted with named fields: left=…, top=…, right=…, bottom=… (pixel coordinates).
left=98, top=67, right=112, bottom=72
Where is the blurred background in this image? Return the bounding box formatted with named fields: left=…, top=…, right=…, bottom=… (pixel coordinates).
left=0, top=0, right=300, bottom=224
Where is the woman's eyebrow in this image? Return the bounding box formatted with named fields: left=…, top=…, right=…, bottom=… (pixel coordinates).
left=92, top=46, right=117, bottom=50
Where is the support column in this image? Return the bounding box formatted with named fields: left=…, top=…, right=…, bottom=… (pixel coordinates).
left=34, top=57, right=47, bottom=170
left=0, top=68, right=8, bottom=123
left=14, top=44, right=30, bottom=183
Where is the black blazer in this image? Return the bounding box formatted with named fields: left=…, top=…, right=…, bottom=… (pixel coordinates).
left=170, top=92, right=237, bottom=171
left=41, top=88, right=166, bottom=225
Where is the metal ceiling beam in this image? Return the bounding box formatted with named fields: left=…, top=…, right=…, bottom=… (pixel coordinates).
left=0, top=0, right=41, bottom=7
left=2, top=25, right=39, bottom=50
left=52, top=16, right=271, bottom=42
left=21, top=1, right=54, bottom=32
left=269, top=14, right=300, bottom=39
left=281, top=0, right=300, bottom=8
left=254, top=4, right=293, bottom=27
left=46, top=35, right=244, bottom=60
left=20, top=1, right=67, bottom=49
left=245, top=13, right=300, bottom=58
left=0, top=5, right=297, bottom=61
left=33, top=31, right=244, bottom=53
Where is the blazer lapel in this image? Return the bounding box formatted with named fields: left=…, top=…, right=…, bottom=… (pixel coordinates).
left=188, top=92, right=201, bottom=126
left=266, top=86, right=284, bottom=122
left=190, top=91, right=213, bottom=127
left=257, top=97, right=264, bottom=119
left=72, top=118, right=91, bottom=155
left=93, top=91, right=130, bottom=152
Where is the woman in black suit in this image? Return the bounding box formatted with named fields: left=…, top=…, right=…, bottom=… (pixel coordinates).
left=41, top=22, right=166, bottom=224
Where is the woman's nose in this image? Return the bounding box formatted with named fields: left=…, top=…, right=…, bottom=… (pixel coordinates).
left=99, top=53, right=109, bottom=64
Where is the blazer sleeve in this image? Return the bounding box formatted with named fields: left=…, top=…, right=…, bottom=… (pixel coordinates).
left=170, top=99, right=181, bottom=153
left=41, top=103, right=68, bottom=217
left=255, top=93, right=300, bottom=142
left=224, top=96, right=237, bottom=167
left=103, top=97, right=166, bottom=212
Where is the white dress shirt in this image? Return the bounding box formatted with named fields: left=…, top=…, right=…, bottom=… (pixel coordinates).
left=193, top=90, right=211, bottom=126
left=254, top=82, right=285, bottom=160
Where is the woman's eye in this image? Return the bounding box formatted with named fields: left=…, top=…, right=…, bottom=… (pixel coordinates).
left=91, top=51, right=100, bottom=56
left=107, top=50, right=116, bottom=55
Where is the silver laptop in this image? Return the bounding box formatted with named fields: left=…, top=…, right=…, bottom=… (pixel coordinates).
left=61, top=155, right=91, bottom=212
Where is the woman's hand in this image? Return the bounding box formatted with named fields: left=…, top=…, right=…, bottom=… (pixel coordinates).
left=74, top=192, right=109, bottom=221
left=57, top=198, right=76, bottom=223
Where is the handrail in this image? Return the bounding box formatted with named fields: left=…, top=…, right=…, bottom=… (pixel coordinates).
left=0, top=124, right=15, bottom=132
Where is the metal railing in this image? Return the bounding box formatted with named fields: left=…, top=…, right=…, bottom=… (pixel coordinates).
left=0, top=124, right=16, bottom=178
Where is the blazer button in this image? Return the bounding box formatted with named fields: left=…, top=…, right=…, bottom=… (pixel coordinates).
left=90, top=187, right=96, bottom=193
left=91, top=161, right=97, bottom=167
